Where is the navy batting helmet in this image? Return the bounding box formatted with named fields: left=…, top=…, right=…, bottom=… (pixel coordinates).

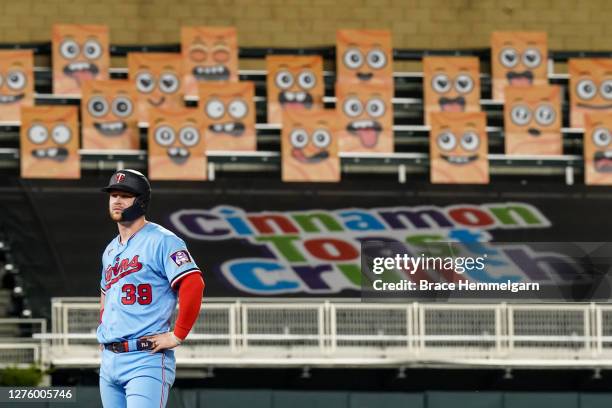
left=101, top=169, right=151, bottom=221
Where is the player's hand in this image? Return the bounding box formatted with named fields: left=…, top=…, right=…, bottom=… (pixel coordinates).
left=147, top=332, right=181, bottom=353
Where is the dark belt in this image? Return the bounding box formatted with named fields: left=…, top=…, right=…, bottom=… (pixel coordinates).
left=104, top=338, right=154, bottom=353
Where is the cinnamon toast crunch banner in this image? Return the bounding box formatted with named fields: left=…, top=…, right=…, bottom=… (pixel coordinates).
left=569, top=58, right=612, bottom=128
left=0, top=50, right=34, bottom=122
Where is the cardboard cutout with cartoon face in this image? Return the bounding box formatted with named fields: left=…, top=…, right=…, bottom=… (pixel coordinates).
left=336, top=82, right=394, bottom=153
left=181, top=26, right=239, bottom=97
left=583, top=113, right=612, bottom=185
left=504, top=85, right=562, bottom=155
left=430, top=112, right=489, bottom=184
left=147, top=107, right=206, bottom=180
left=282, top=109, right=339, bottom=182
left=569, top=58, right=612, bottom=128
left=20, top=106, right=80, bottom=179
left=199, top=82, right=256, bottom=151
left=423, top=56, right=480, bottom=125
left=266, top=55, right=324, bottom=124
left=491, top=31, right=548, bottom=101
left=0, top=50, right=34, bottom=122
left=81, top=80, right=139, bottom=150
left=336, top=29, right=393, bottom=85
left=128, top=53, right=184, bottom=122
left=52, top=24, right=109, bottom=96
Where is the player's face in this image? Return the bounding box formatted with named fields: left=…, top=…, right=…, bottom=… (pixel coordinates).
left=108, top=190, right=136, bottom=221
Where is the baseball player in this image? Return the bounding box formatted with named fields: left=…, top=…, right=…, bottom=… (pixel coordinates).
left=97, top=169, right=205, bottom=407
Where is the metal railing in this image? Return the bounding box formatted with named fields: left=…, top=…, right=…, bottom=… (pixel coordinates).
left=18, top=298, right=611, bottom=369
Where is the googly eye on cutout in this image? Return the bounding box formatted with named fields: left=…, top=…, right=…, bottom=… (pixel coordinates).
left=60, top=40, right=79, bottom=59
left=205, top=99, right=225, bottom=119
left=27, top=125, right=48, bottom=144
left=600, top=80, right=612, bottom=100
left=432, top=74, right=452, bottom=94
left=499, top=47, right=519, bottom=68
left=87, top=96, right=109, bottom=117
left=154, top=125, right=176, bottom=146
left=437, top=131, right=457, bottom=151
left=312, top=129, right=331, bottom=148
left=460, top=131, right=480, bottom=151
left=51, top=125, right=71, bottom=145
left=366, top=98, right=385, bottom=118
left=534, top=104, right=556, bottom=126
left=136, top=72, right=155, bottom=94
left=290, top=129, right=309, bottom=148
left=343, top=48, right=364, bottom=69
left=179, top=126, right=200, bottom=147
left=112, top=97, right=133, bottom=117
left=522, top=48, right=542, bottom=69
left=228, top=100, right=247, bottom=119
left=592, top=127, right=612, bottom=147
left=159, top=73, right=180, bottom=94
left=6, top=71, right=26, bottom=90
left=510, top=105, right=532, bottom=126
left=454, top=74, right=474, bottom=94
left=343, top=98, right=363, bottom=117
left=297, top=71, right=316, bottom=90
left=576, top=79, right=597, bottom=100
left=367, top=49, right=387, bottom=69
left=83, top=40, right=102, bottom=60
left=275, top=71, right=294, bottom=90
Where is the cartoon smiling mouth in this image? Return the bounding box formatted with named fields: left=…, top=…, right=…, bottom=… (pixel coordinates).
left=63, top=62, right=99, bottom=84
left=439, top=96, right=466, bottom=112
left=577, top=102, right=612, bottom=110
left=31, top=147, right=69, bottom=162
left=193, top=65, right=230, bottom=81
left=208, top=122, right=245, bottom=137
left=292, top=148, right=329, bottom=163
left=357, top=72, right=373, bottom=81
left=0, top=93, right=24, bottom=104
left=278, top=91, right=313, bottom=109
left=528, top=128, right=541, bottom=137
left=94, top=121, right=127, bottom=137
left=167, top=146, right=190, bottom=165
left=347, top=120, right=382, bottom=148
left=506, top=71, right=533, bottom=86
left=594, top=151, right=612, bottom=173
left=147, top=96, right=166, bottom=107
left=441, top=154, right=478, bottom=165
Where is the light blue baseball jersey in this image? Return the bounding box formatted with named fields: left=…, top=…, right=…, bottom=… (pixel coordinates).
left=97, top=222, right=201, bottom=344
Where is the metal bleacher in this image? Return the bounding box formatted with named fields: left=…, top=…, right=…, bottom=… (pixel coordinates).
left=1, top=45, right=611, bottom=183
left=3, top=298, right=609, bottom=370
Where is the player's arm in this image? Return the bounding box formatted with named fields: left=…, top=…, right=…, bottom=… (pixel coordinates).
left=149, top=273, right=204, bottom=353
left=99, top=291, right=105, bottom=323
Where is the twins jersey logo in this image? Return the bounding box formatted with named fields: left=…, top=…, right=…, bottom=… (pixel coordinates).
left=115, top=173, right=126, bottom=183
left=170, top=250, right=192, bottom=266
left=104, top=255, right=143, bottom=289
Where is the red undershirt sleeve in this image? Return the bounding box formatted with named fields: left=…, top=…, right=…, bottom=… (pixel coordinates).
left=173, top=273, right=205, bottom=340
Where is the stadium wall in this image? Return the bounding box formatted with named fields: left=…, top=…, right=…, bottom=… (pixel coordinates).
left=0, top=0, right=606, bottom=50
left=49, top=387, right=612, bottom=408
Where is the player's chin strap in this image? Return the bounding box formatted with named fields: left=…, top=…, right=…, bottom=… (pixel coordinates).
left=120, top=197, right=147, bottom=222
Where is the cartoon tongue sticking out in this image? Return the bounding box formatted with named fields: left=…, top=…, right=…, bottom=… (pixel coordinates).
left=441, top=103, right=464, bottom=112
left=71, top=70, right=96, bottom=84
left=356, top=128, right=378, bottom=148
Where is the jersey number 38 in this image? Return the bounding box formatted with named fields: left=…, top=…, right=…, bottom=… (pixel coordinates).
left=121, top=283, right=153, bottom=305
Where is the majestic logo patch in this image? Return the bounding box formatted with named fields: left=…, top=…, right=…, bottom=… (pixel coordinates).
left=170, top=250, right=192, bottom=266
left=115, top=173, right=126, bottom=183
